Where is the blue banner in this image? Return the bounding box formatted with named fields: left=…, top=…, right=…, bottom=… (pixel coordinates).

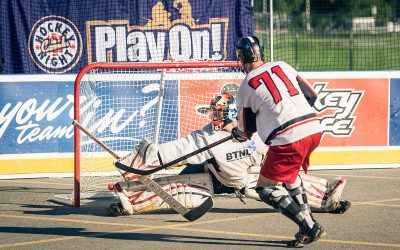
left=0, top=78, right=75, bottom=153
left=390, top=78, right=400, bottom=146
left=0, top=76, right=183, bottom=154
left=0, top=0, right=253, bottom=74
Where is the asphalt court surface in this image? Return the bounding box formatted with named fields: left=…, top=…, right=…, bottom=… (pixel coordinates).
left=0, top=168, right=399, bottom=249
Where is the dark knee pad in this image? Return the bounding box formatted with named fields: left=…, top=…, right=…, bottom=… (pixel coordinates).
left=256, top=185, right=289, bottom=209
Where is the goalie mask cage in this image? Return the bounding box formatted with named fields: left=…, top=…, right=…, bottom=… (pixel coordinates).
left=66, top=61, right=244, bottom=207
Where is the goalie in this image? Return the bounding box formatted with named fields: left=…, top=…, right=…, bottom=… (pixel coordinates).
left=107, top=93, right=351, bottom=216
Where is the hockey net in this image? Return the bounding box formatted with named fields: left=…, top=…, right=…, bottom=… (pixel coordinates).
left=64, top=61, right=244, bottom=207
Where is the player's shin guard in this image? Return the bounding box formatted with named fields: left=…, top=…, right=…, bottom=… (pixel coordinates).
left=284, top=175, right=314, bottom=221
left=284, top=175, right=316, bottom=240
left=255, top=185, right=310, bottom=231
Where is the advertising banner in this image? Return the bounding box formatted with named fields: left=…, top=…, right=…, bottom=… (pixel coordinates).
left=390, top=78, right=400, bottom=146
left=0, top=79, right=75, bottom=154
left=0, top=0, right=253, bottom=74
left=310, top=78, right=388, bottom=147
left=0, top=72, right=399, bottom=176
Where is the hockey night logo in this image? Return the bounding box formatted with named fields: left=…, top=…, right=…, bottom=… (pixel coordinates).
left=28, top=15, right=83, bottom=74
left=86, top=0, right=228, bottom=63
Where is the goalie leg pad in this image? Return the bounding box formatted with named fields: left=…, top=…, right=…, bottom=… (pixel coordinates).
left=298, top=173, right=329, bottom=212
left=302, top=175, right=346, bottom=212
left=118, top=138, right=160, bottom=181
left=114, top=173, right=214, bottom=214
left=325, top=177, right=347, bottom=212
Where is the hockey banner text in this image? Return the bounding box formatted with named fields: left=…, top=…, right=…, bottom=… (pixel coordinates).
left=0, top=0, right=253, bottom=74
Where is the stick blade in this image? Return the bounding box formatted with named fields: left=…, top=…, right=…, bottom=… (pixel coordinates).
left=114, top=161, right=161, bottom=175
left=183, top=196, right=213, bottom=221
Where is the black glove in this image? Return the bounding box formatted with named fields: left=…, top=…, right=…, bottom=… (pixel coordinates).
left=231, top=127, right=247, bottom=142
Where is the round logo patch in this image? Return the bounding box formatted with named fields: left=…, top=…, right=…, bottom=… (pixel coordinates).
left=28, top=15, right=82, bottom=74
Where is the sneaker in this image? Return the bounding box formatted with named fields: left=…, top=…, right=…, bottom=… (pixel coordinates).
left=288, top=222, right=326, bottom=247
left=107, top=202, right=126, bottom=216
left=294, top=214, right=316, bottom=240
left=302, top=222, right=326, bottom=244
left=294, top=226, right=307, bottom=241
left=289, top=227, right=308, bottom=248
left=330, top=200, right=351, bottom=214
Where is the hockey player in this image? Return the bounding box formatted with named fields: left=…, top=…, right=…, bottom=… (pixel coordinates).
left=231, top=35, right=328, bottom=246
left=107, top=93, right=351, bottom=219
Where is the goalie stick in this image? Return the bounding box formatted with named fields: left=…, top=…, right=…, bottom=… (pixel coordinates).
left=73, top=120, right=213, bottom=221
left=114, top=135, right=233, bottom=175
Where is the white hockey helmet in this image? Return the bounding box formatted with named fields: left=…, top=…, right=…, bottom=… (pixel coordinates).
left=210, top=93, right=237, bottom=131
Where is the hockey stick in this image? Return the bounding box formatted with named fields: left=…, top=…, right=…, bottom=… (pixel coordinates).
left=115, top=135, right=233, bottom=175
left=73, top=120, right=213, bottom=221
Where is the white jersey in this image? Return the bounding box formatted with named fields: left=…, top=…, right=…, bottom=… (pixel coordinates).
left=158, top=123, right=266, bottom=190
left=236, top=61, right=322, bottom=146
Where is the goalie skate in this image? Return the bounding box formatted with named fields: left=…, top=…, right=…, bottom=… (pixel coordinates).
left=329, top=200, right=352, bottom=214
left=107, top=202, right=131, bottom=216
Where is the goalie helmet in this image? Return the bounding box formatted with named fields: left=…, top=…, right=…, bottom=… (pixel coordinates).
left=235, top=36, right=264, bottom=64
left=210, top=93, right=237, bottom=131
left=220, top=83, right=239, bottom=97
